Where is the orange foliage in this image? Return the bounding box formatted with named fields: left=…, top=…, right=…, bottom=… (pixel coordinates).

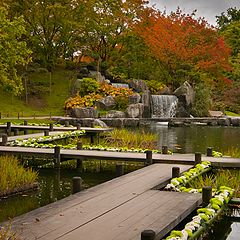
left=135, top=8, right=232, bottom=84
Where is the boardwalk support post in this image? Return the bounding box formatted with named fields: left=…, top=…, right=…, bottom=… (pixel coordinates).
left=23, top=120, right=28, bottom=135
left=162, top=145, right=168, bottom=154
left=76, top=123, right=81, bottom=130
left=76, top=142, right=83, bottom=172
left=116, top=163, right=124, bottom=177
left=141, top=230, right=156, bottom=240
left=172, top=167, right=180, bottom=178
left=202, top=186, right=212, bottom=207
left=49, top=123, right=53, bottom=131
left=13, top=129, right=19, bottom=136
left=195, top=152, right=202, bottom=165
left=1, top=134, right=8, bottom=146
left=72, top=177, right=83, bottom=194
left=54, top=146, right=61, bottom=169
left=65, top=121, right=70, bottom=127
left=146, top=150, right=153, bottom=165
left=207, top=147, right=213, bottom=157
left=6, top=122, right=11, bottom=135
left=44, top=130, right=49, bottom=136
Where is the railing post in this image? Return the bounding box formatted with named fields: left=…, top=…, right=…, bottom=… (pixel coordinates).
left=1, top=134, right=8, bottom=146
left=49, top=123, right=53, bottom=131
left=172, top=167, right=180, bottom=178
left=77, top=142, right=83, bottom=150
left=72, top=177, right=83, bottom=194
left=54, top=146, right=61, bottom=169
left=146, top=150, right=153, bottom=165
left=202, top=186, right=212, bottom=207
left=65, top=121, right=69, bottom=127
left=162, top=145, right=168, bottom=154
left=207, top=147, right=213, bottom=157
left=195, top=152, right=202, bottom=165
left=44, top=130, right=49, bottom=136
left=76, top=123, right=81, bottom=130
left=141, top=230, right=156, bottom=240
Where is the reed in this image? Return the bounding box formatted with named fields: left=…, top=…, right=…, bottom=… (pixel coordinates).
left=0, top=156, right=38, bottom=195
left=188, top=170, right=240, bottom=197
left=224, top=147, right=240, bottom=158
left=102, top=129, right=157, bottom=149
left=0, top=222, right=18, bottom=240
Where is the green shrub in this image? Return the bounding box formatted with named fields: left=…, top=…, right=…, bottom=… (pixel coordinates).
left=78, top=78, right=100, bottom=97
left=191, top=83, right=211, bottom=117
left=145, top=80, right=165, bottom=94
left=114, top=96, right=129, bottom=110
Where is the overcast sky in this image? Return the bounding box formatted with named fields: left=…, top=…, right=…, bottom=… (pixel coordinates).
left=149, top=0, right=240, bottom=25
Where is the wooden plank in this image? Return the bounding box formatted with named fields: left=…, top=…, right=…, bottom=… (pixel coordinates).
left=47, top=191, right=201, bottom=240
left=11, top=164, right=192, bottom=239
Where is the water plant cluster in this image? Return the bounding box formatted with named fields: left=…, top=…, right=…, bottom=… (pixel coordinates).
left=9, top=130, right=85, bottom=147
left=163, top=162, right=234, bottom=240
left=164, top=186, right=234, bottom=240
left=0, top=156, right=38, bottom=197
left=165, top=161, right=212, bottom=193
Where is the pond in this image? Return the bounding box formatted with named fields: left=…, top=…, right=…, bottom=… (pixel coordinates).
left=150, top=124, right=240, bottom=154
left=0, top=168, right=115, bottom=223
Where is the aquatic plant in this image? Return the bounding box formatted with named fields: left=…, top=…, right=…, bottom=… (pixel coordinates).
left=0, top=222, right=18, bottom=240
left=224, top=147, right=240, bottom=158
left=0, top=156, right=38, bottom=196
left=102, top=128, right=158, bottom=149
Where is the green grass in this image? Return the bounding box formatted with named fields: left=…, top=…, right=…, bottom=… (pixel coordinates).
left=224, top=147, right=240, bottom=158
left=0, top=156, right=38, bottom=195
left=0, top=68, right=75, bottom=117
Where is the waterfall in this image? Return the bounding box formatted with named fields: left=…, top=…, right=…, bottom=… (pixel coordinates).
left=152, top=95, right=178, bottom=118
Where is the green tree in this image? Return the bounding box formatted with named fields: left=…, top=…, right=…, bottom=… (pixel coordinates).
left=0, top=6, right=31, bottom=95
left=6, top=0, right=85, bottom=70
left=216, top=7, right=240, bottom=31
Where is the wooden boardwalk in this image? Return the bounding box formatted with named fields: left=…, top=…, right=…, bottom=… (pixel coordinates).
left=0, top=124, right=112, bottom=133
left=0, top=146, right=240, bottom=168
left=10, top=164, right=201, bottom=240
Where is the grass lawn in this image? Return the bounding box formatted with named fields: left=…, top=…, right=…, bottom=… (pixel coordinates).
left=0, top=68, right=75, bottom=117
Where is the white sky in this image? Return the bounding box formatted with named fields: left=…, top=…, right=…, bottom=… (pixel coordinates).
left=149, top=0, right=240, bottom=26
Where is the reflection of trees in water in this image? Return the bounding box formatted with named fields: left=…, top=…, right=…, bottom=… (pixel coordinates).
left=150, top=125, right=240, bottom=153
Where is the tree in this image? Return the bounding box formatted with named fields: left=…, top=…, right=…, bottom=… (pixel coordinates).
left=135, top=8, right=232, bottom=88
left=0, top=6, right=31, bottom=95
left=6, top=0, right=85, bottom=70
left=79, top=0, right=148, bottom=70
left=216, top=7, right=240, bottom=31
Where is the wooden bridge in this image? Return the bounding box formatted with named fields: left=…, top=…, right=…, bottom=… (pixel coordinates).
left=0, top=145, right=240, bottom=168
left=10, top=164, right=202, bottom=240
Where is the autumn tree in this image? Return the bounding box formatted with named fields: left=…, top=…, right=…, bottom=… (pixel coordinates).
left=135, top=8, right=232, bottom=88
left=0, top=6, right=31, bottom=95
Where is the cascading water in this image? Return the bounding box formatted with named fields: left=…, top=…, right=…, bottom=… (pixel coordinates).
left=111, top=83, right=129, bottom=88
left=151, top=95, right=178, bottom=118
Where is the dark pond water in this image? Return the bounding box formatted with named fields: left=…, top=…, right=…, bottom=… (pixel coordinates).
left=0, top=169, right=115, bottom=223
left=150, top=124, right=240, bottom=154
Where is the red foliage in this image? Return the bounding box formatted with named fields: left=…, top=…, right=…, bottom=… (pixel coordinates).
left=135, top=8, right=232, bottom=84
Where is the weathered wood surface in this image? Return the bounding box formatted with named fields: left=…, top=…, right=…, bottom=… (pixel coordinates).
left=0, top=146, right=240, bottom=167
left=0, top=124, right=112, bottom=133
left=0, top=131, right=65, bottom=144
left=10, top=164, right=200, bottom=240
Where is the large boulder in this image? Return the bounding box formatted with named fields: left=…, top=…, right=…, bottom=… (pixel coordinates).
left=105, top=110, right=126, bottom=118
left=129, top=79, right=148, bottom=93
left=174, top=81, right=195, bottom=117
left=141, top=90, right=152, bottom=118
left=70, top=107, right=98, bottom=118
left=96, top=96, right=116, bottom=110
left=129, top=93, right=141, bottom=104
left=126, top=103, right=144, bottom=118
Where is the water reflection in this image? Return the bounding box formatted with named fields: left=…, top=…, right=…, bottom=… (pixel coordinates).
left=150, top=124, right=240, bottom=153
left=0, top=169, right=114, bottom=222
